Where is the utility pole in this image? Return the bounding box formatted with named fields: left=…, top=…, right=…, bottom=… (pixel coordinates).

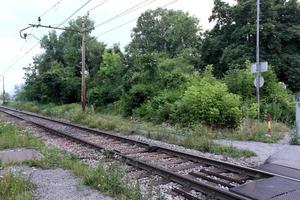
left=20, top=17, right=88, bottom=112
left=256, top=0, right=260, bottom=122
left=81, top=16, right=86, bottom=112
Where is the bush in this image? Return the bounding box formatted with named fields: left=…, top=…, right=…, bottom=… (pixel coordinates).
left=173, top=67, right=242, bottom=128
left=134, top=90, right=181, bottom=123
left=224, top=62, right=295, bottom=124
left=121, top=84, right=156, bottom=116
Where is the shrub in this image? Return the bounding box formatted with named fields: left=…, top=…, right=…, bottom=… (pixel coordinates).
left=173, top=66, right=242, bottom=128
left=134, top=90, right=181, bottom=123
left=224, top=62, right=295, bottom=124
left=121, top=84, right=156, bottom=116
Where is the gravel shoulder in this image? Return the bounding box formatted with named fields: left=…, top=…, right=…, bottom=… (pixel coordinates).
left=214, top=134, right=293, bottom=165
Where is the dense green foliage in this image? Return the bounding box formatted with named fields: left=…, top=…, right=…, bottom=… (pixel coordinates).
left=17, top=3, right=298, bottom=128
left=224, top=61, right=295, bottom=122
left=202, top=0, right=300, bottom=92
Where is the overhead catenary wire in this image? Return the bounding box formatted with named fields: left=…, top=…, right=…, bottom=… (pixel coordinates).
left=11, top=0, right=152, bottom=72
left=95, top=0, right=178, bottom=37
left=3, top=0, right=94, bottom=74
left=92, top=0, right=156, bottom=31
left=2, top=43, right=40, bottom=74
left=2, top=0, right=66, bottom=74
left=57, top=0, right=93, bottom=27
left=7, top=28, right=32, bottom=67
left=88, top=0, right=109, bottom=13
left=5, top=0, right=176, bottom=74
left=39, top=0, right=64, bottom=18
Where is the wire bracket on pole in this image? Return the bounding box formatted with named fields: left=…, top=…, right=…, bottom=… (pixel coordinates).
left=20, top=25, right=34, bottom=39
left=20, top=23, right=80, bottom=39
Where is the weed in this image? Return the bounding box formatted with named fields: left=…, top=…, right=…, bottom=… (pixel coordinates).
left=0, top=173, right=34, bottom=200
left=0, top=121, right=42, bottom=150
left=290, top=129, right=299, bottom=145
left=217, top=119, right=287, bottom=143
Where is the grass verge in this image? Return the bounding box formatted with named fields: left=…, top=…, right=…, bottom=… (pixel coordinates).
left=8, top=101, right=259, bottom=158
left=0, top=173, right=35, bottom=200
left=0, top=118, right=144, bottom=200
left=216, top=119, right=288, bottom=143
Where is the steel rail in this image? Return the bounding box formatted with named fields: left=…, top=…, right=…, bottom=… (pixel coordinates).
left=0, top=107, right=251, bottom=200
left=1, top=105, right=298, bottom=182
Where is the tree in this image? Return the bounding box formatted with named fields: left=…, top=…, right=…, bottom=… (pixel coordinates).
left=87, top=50, right=124, bottom=107
left=21, top=17, right=106, bottom=104
left=224, top=61, right=294, bottom=122
left=127, top=8, right=201, bottom=57
left=202, top=0, right=300, bottom=92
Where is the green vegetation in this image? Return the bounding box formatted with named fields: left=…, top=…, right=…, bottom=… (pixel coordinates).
left=0, top=119, right=144, bottom=200
left=0, top=173, right=34, bottom=200
left=217, top=119, right=287, bottom=143
left=0, top=121, right=41, bottom=150
left=289, top=129, right=299, bottom=145
left=10, top=101, right=264, bottom=158
left=202, top=0, right=300, bottom=92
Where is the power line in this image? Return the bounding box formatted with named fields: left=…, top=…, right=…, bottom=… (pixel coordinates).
left=92, top=0, right=156, bottom=30
left=57, top=0, right=93, bottom=27
left=3, top=0, right=93, bottom=74
left=2, top=43, right=40, bottom=74
left=8, top=0, right=148, bottom=73
left=8, top=29, right=32, bottom=66
left=40, top=0, right=64, bottom=18
left=88, top=0, right=109, bottom=13
left=2, top=0, right=68, bottom=74
left=95, top=0, right=178, bottom=37
left=3, top=0, right=66, bottom=74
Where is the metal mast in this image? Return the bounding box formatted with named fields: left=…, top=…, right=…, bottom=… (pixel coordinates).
left=256, top=0, right=260, bottom=122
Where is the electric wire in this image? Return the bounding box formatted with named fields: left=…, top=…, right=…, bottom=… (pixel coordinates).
left=88, top=0, right=109, bottom=13
left=3, top=0, right=94, bottom=74
left=4, top=0, right=176, bottom=74
left=2, top=0, right=66, bottom=74
left=40, top=0, right=63, bottom=17
left=92, top=0, right=156, bottom=30
left=57, top=0, right=93, bottom=27
left=95, top=0, right=178, bottom=37
left=2, top=43, right=40, bottom=74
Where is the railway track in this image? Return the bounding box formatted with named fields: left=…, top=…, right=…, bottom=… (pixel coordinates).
left=0, top=105, right=299, bottom=200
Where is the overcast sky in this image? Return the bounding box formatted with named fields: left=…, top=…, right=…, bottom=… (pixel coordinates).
left=0, top=0, right=235, bottom=95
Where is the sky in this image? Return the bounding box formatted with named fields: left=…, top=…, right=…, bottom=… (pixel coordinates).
left=0, top=0, right=235, bottom=95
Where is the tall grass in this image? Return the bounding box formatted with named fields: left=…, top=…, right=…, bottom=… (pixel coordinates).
left=0, top=173, right=34, bottom=200
left=9, top=101, right=257, bottom=158
left=0, top=121, right=42, bottom=150
left=217, top=119, right=288, bottom=143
